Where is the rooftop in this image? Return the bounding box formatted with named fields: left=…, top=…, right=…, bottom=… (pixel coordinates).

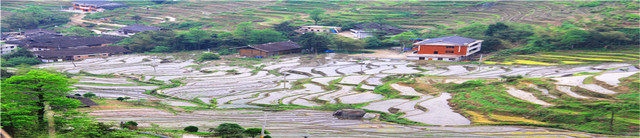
left=414, top=35, right=479, bottom=46
left=5, top=35, right=122, bottom=48
left=34, top=46, right=130, bottom=58
left=234, top=41, right=302, bottom=52
left=120, top=24, right=163, bottom=33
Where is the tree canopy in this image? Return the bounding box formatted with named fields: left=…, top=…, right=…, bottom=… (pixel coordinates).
left=214, top=123, right=245, bottom=138
left=1, top=70, right=81, bottom=137
left=1, top=6, right=70, bottom=31
left=310, top=9, right=326, bottom=25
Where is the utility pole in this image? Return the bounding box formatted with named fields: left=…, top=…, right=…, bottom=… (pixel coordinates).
left=478, top=54, right=483, bottom=65
left=283, top=72, right=287, bottom=89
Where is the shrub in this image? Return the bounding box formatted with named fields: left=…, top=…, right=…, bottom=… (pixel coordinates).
left=198, top=53, right=220, bottom=62
left=123, top=121, right=138, bottom=130
left=457, top=80, right=487, bottom=88
left=214, top=123, right=244, bottom=138
left=184, top=126, right=199, bottom=132
left=243, top=128, right=269, bottom=138
left=82, top=92, right=96, bottom=98
left=116, top=97, right=125, bottom=101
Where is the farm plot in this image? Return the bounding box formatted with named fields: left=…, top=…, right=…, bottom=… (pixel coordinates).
left=252, top=84, right=325, bottom=105
left=505, top=87, right=552, bottom=106
left=486, top=51, right=639, bottom=65
left=362, top=99, right=410, bottom=113
left=382, top=64, right=421, bottom=74
left=317, top=85, right=356, bottom=104
left=339, top=75, right=370, bottom=85
left=338, top=92, right=384, bottom=104
left=391, top=83, right=423, bottom=96
left=405, top=93, right=471, bottom=125
left=595, top=72, right=639, bottom=86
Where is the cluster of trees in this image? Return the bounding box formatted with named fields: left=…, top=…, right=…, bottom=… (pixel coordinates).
left=208, top=123, right=270, bottom=138
left=1, top=69, right=140, bottom=137
left=1, top=6, right=71, bottom=32
left=424, top=22, right=637, bottom=56
left=120, top=22, right=287, bottom=53
left=1, top=48, right=41, bottom=67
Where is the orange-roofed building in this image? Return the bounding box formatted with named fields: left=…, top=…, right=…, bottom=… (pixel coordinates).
left=407, top=35, right=483, bottom=61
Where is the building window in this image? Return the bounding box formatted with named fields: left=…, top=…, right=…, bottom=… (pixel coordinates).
left=434, top=51, right=438, bottom=54
left=10, top=46, right=14, bottom=48
left=446, top=51, right=454, bottom=53
left=449, top=58, right=455, bottom=61
left=446, top=46, right=455, bottom=49
left=437, top=58, right=443, bottom=60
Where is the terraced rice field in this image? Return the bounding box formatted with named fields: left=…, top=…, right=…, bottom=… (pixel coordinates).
left=36, top=52, right=637, bottom=136
left=486, top=50, right=640, bottom=65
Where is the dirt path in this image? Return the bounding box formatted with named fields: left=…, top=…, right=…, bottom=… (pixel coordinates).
left=69, top=14, right=126, bottom=27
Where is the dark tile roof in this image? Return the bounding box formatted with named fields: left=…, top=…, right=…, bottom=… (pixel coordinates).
left=5, top=35, right=122, bottom=48
left=72, top=0, right=126, bottom=10
left=24, top=29, right=57, bottom=35
left=34, top=46, right=130, bottom=58
left=415, top=35, right=478, bottom=46
left=241, top=41, right=302, bottom=52
left=65, top=95, right=99, bottom=107
left=120, top=24, right=162, bottom=33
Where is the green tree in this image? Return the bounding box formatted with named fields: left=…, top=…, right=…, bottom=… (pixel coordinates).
left=180, top=28, right=215, bottom=50
left=597, top=31, right=630, bottom=49
left=364, top=37, right=382, bottom=49
left=150, top=46, right=171, bottom=53
left=309, top=9, right=326, bottom=25
left=249, top=29, right=286, bottom=44
left=1, top=70, right=81, bottom=136
left=485, top=22, right=509, bottom=36
left=274, top=21, right=298, bottom=38
left=131, top=15, right=142, bottom=24
left=243, top=128, right=269, bottom=138
left=123, top=121, right=138, bottom=130
left=331, top=36, right=364, bottom=53
left=299, top=33, right=331, bottom=54
left=184, top=126, right=199, bottom=132
left=65, top=26, right=95, bottom=37
left=234, top=22, right=255, bottom=39
left=82, top=92, right=96, bottom=98
left=561, top=29, right=590, bottom=49
left=1, top=6, right=70, bottom=31
left=123, top=30, right=177, bottom=52
left=214, top=123, right=244, bottom=138
left=389, top=31, right=417, bottom=52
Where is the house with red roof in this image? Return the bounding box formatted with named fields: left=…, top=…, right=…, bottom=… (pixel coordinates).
left=407, top=35, right=483, bottom=61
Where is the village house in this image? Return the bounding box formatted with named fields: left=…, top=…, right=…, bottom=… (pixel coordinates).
left=1, top=29, right=59, bottom=41
left=296, top=25, right=341, bottom=34
left=407, top=35, right=483, bottom=61
left=0, top=43, right=18, bottom=55
left=233, top=41, right=302, bottom=58
left=4, top=34, right=122, bottom=51
left=33, top=46, right=130, bottom=62
left=117, top=24, right=163, bottom=36
left=72, top=0, right=127, bottom=12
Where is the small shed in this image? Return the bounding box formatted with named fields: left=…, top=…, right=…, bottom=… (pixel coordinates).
left=232, top=41, right=302, bottom=58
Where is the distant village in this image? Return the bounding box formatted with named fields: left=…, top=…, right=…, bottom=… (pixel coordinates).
left=0, top=0, right=483, bottom=63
